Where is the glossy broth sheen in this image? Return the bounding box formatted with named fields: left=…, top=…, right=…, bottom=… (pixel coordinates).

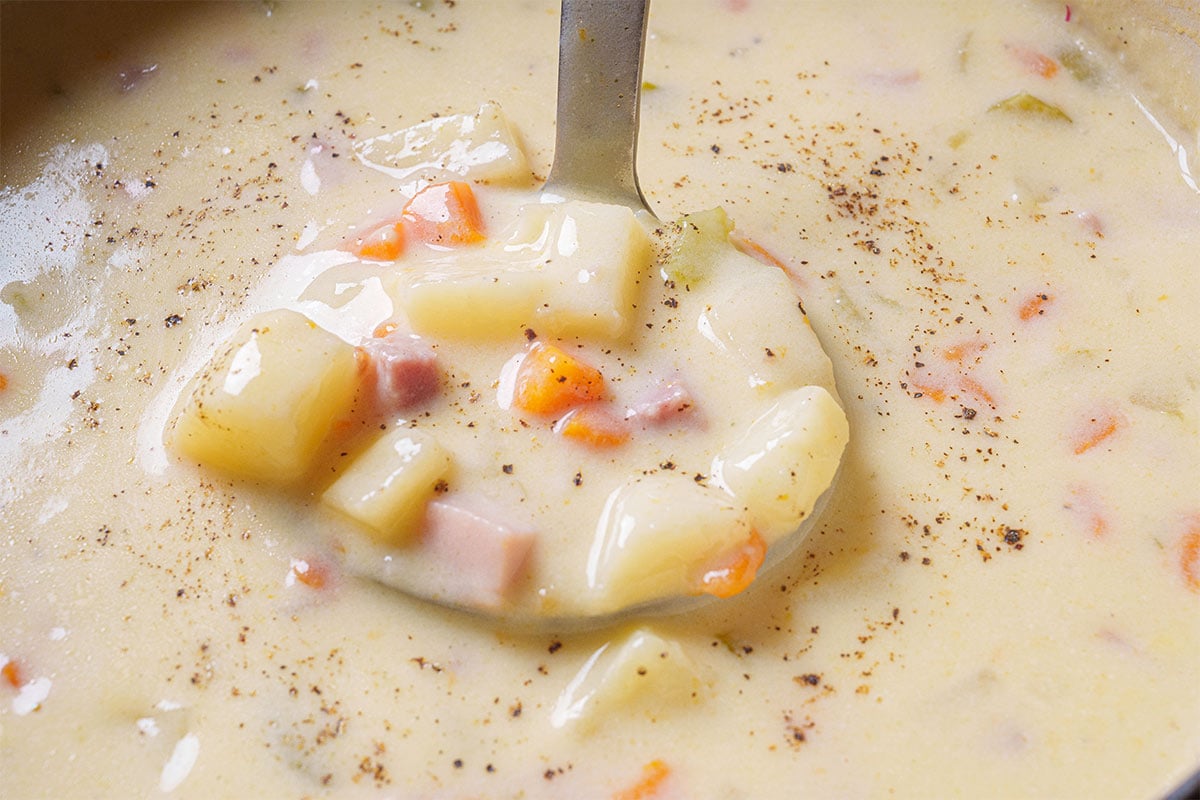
left=2, top=1, right=1198, bottom=798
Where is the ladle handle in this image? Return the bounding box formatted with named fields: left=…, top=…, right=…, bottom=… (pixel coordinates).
left=544, top=0, right=652, bottom=211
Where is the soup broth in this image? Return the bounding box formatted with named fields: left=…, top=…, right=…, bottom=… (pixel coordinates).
left=2, top=1, right=1198, bottom=798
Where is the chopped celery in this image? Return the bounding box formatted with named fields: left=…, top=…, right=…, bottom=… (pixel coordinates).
left=662, top=207, right=734, bottom=287
left=1057, top=46, right=1101, bottom=84
left=988, top=92, right=1072, bottom=123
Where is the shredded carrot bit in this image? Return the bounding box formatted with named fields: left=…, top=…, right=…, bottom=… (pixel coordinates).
left=942, top=339, right=987, bottom=364
left=292, top=558, right=331, bottom=590
left=959, top=376, right=997, bottom=408
left=402, top=181, right=486, bottom=246
left=694, top=530, right=767, bottom=599
left=613, top=759, right=670, bottom=800
left=353, top=221, right=406, bottom=261
left=556, top=405, right=630, bottom=447
left=1071, top=409, right=1123, bottom=454
left=372, top=321, right=399, bottom=338
left=513, top=342, right=606, bottom=415
left=1180, top=524, right=1200, bottom=593
left=1067, top=485, right=1109, bottom=539
left=908, top=376, right=948, bottom=403
left=732, top=234, right=788, bottom=271
left=1018, top=292, right=1054, bottom=320
left=1009, top=45, right=1059, bottom=78
left=0, top=372, right=8, bottom=392
left=2, top=659, right=22, bottom=689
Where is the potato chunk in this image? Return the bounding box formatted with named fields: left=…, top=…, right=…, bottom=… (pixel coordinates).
left=586, top=473, right=756, bottom=612
left=403, top=200, right=651, bottom=340
left=550, top=627, right=703, bottom=731
left=168, top=309, right=357, bottom=483
left=533, top=201, right=651, bottom=339
left=322, top=428, right=451, bottom=545
left=405, top=267, right=544, bottom=339
left=713, top=386, right=849, bottom=544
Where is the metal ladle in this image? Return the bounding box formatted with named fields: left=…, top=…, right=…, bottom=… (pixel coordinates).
left=542, top=0, right=654, bottom=216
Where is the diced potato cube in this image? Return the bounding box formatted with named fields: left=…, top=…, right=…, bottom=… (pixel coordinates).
left=550, top=627, right=703, bottom=731
left=353, top=101, right=531, bottom=187
left=534, top=200, right=651, bottom=339
left=323, top=428, right=451, bottom=545
left=405, top=267, right=546, bottom=339
left=586, top=473, right=754, bottom=612
left=401, top=200, right=651, bottom=341
left=700, top=249, right=835, bottom=395
left=713, top=386, right=848, bottom=544
left=168, top=309, right=357, bottom=483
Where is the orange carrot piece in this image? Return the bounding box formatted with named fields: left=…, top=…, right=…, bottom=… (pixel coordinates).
left=959, top=376, right=998, bottom=408
left=402, top=181, right=486, bottom=246
left=292, top=558, right=331, bottom=590
left=1180, top=523, right=1200, bottom=593
left=0, top=372, right=8, bottom=392
left=353, top=221, right=406, bottom=261
left=732, top=234, right=788, bottom=271
left=1009, top=45, right=1059, bottom=78
left=1067, top=484, right=1110, bottom=539
left=556, top=405, right=630, bottom=447
left=2, top=659, right=22, bottom=688
left=1018, top=292, right=1054, bottom=320
left=1070, top=409, right=1123, bottom=454
left=942, top=339, right=987, bottom=364
left=694, top=530, right=767, bottom=599
left=513, top=342, right=606, bottom=415
left=613, top=759, right=670, bottom=800
left=372, top=321, right=400, bottom=339
left=908, top=375, right=948, bottom=403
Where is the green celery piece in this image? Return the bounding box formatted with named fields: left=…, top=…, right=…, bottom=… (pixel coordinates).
left=988, top=92, right=1072, bottom=123
left=663, top=207, right=734, bottom=288
left=1058, top=46, right=1101, bottom=84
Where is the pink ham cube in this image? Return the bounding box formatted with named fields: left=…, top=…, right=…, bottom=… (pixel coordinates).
left=419, top=496, right=536, bottom=610
left=358, top=331, right=440, bottom=412
left=628, top=378, right=702, bottom=427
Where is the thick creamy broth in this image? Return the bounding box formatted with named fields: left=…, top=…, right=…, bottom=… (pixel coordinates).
left=2, top=1, right=1199, bottom=798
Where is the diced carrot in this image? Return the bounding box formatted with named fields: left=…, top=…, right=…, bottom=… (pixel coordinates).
left=1018, top=292, right=1054, bottom=320
left=1070, top=408, right=1123, bottom=454
left=1009, top=45, right=1059, bottom=78
left=1179, top=522, right=1200, bottom=593
left=372, top=321, right=400, bottom=338
left=613, top=759, right=670, bottom=800
left=401, top=181, right=485, bottom=246
left=352, top=220, right=406, bottom=261
left=291, top=557, right=331, bottom=590
left=0, top=372, right=8, bottom=392
left=1066, top=484, right=1110, bottom=539
left=694, top=530, right=767, bottom=599
left=2, top=658, right=22, bottom=688
left=512, top=342, right=606, bottom=415
left=732, top=234, right=788, bottom=271
left=556, top=405, right=630, bottom=447
left=958, top=376, right=997, bottom=408
left=942, top=339, right=987, bottom=364
left=908, top=376, right=948, bottom=404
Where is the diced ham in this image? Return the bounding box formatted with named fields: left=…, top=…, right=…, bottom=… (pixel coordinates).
left=358, top=331, right=440, bottom=413
left=627, top=378, right=702, bottom=427
left=419, top=496, right=536, bottom=609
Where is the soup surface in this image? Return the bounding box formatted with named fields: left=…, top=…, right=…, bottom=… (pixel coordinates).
left=2, top=1, right=1198, bottom=798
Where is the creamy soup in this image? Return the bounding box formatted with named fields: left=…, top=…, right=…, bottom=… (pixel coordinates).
left=2, top=1, right=1199, bottom=798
